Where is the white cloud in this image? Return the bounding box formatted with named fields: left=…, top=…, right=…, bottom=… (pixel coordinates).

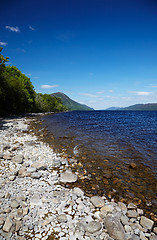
left=137, top=92, right=152, bottom=96
left=96, top=91, right=104, bottom=94
left=109, top=89, right=113, bottom=93
left=40, top=85, right=59, bottom=89
left=5, top=26, right=20, bottom=32
left=129, top=91, right=153, bottom=96
left=0, top=41, right=7, bottom=46
left=150, top=85, right=157, bottom=88
left=29, top=26, right=35, bottom=31
left=80, top=93, right=98, bottom=98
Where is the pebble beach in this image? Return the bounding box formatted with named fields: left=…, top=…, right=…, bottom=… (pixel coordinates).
left=0, top=116, right=157, bottom=240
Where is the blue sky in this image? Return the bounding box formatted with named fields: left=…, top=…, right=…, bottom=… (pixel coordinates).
left=0, top=0, right=157, bottom=109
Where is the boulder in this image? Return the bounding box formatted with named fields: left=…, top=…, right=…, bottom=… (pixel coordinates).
left=127, top=210, right=138, bottom=218
left=0, top=214, right=5, bottom=225
left=31, top=172, right=42, bottom=179
left=52, top=159, right=61, bottom=168
left=60, top=170, right=78, bottom=183
left=91, top=196, right=105, bottom=208
left=118, top=202, right=127, bottom=214
left=104, top=215, right=126, bottom=240
left=3, top=153, right=13, bottom=160
left=9, top=175, right=16, bottom=181
left=11, top=199, right=20, bottom=209
left=15, top=220, right=22, bottom=232
left=18, top=168, right=31, bottom=178
left=73, top=187, right=84, bottom=198
left=153, top=227, right=157, bottom=234
left=31, top=161, right=47, bottom=170
left=149, top=236, right=157, bottom=240
left=2, top=217, right=13, bottom=232
left=57, top=214, right=67, bottom=223
left=127, top=203, right=137, bottom=209
left=30, top=194, right=42, bottom=206
left=12, top=154, right=23, bottom=164
left=140, top=216, right=154, bottom=230
left=85, top=221, right=102, bottom=233
left=120, top=215, right=129, bottom=225
left=27, top=167, right=37, bottom=173
left=101, top=205, right=114, bottom=212
left=132, top=235, right=140, bottom=240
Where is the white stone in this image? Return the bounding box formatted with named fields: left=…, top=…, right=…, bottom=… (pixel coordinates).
left=30, top=194, right=42, bottom=206
left=2, top=217, right=13, bottom=232
left=124, top=225, right=132, bottom=232
left=101, top=204, right=114, bottom=212
left=91, top=196, right=105, bottom=208
left=73, top=187, right=84, bottom=198
left=60, top=170, right=78, bottom=183
left=140, top=216, right=154, bottom=230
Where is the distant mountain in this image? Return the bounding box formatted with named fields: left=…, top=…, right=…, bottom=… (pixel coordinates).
left=106, top=103, right=157, bottom=111
left=105, top=107, right=121, bottom=110
left=51, top=92, right=94, bottom=111
left=122, top=103, right=157, bottom=111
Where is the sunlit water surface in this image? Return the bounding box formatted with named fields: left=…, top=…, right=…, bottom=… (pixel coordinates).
left=40, top=111, right=157, bottom=215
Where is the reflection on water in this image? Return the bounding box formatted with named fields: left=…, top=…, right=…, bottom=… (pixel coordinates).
left=39, top=110, right=157, bottom=217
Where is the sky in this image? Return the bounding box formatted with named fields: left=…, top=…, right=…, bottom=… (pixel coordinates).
left=0, top=0, right=157, bottom=110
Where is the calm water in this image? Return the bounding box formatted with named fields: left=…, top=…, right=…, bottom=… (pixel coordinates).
left=40, top=111, right=157, bottom=215
left=41, top=110, right=157, bottom=175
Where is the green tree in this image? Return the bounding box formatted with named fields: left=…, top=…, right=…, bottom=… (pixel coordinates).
left=35, top=93, right=67, bottom=112
left=0, top=48, right=36, bottom=115
left=0, top=48, right=67, bottom=116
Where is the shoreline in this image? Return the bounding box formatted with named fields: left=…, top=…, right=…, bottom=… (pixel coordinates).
left=0, top=116, right=157, bottom=240
left=30, top=113, right=157, bottom=218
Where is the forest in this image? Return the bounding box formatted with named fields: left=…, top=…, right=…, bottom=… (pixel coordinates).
left=0, top=48, right=67, bottom=116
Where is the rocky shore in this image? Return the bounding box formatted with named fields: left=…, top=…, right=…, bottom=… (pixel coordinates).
left=0, top=116, right=157, bottom=240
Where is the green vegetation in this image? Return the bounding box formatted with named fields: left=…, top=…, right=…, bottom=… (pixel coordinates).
left=0, top=48, right=67, bottom=116
left=51, top=92, right=94, bottom=111
left=35, top=93, right=67, bottom=113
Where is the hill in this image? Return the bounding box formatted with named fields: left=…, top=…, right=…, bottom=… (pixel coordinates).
left=122, top=103, right=157, bottom=111
left=105, top=107, right=121, bottom=110
left=105, top=103, right=157, bottom=111
left=51, top=92, right=94, bottom=111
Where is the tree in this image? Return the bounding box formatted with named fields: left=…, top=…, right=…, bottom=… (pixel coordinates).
left=0, top=48, right=67, bottom=116
left=35, top=93, right=67, bottom=112
left=0, top=48, right=36, bottom=115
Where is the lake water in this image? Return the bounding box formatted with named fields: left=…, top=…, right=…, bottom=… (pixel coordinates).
left=40, top=111, right=157, bottom=215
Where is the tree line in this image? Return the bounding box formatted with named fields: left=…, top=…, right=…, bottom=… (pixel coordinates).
left=0, top=48, right=67, bottom=116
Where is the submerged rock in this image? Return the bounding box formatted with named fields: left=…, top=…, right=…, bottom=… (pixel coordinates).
left=129, top=163, right=137, bottom=169
left=60, top=170, right=78, bottom=183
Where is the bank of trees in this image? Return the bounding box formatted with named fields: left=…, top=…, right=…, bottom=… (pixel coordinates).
left=0, top=48, right=67, bottom=116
